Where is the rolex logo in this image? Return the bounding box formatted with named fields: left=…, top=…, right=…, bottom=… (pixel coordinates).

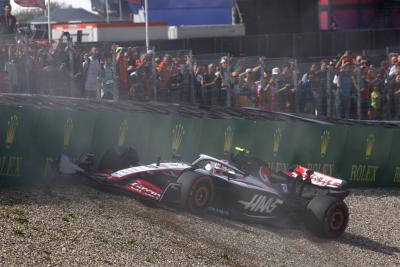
left=365, top=133, right=375, bottom=160
left=6, top=115, right=18, bottom=148
left=172, top=123, right=185, bottom=154
left=224, top=127, right=233, bottom=156
left=117, top=119, right=129, bottom=146
left=64, top=118, right=74, bottom=150
left=273, top=128, right=282, bottom=157
left=321, top=130, right=331, bottom=158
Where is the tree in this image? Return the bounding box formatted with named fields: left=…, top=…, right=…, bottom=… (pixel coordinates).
left=15, top=2, right=72, bottom=23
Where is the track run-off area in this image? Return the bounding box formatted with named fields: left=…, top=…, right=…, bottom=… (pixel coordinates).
left=0, top=178, right=399, bottom=266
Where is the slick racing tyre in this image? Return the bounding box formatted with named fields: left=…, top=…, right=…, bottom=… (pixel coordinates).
left=178, top=172, right=214, bottom=214
left=305, top=195, right=349, bottom=238
left=98, top=146, right=139, bottom=172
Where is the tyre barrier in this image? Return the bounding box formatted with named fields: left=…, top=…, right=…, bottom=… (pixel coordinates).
left=0, top=95, right=399, bottom=187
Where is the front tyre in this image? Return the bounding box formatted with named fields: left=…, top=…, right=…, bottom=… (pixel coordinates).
left=178, top=172, right=214, bottom=214
left=305, top=195, right=349, bottom=238
left=98, top=146, right=139, bottom=172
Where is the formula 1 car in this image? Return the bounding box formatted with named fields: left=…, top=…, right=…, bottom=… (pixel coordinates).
left=60, top=146, right=350, bottom=238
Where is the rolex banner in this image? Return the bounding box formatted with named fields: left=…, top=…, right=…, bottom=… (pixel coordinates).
left=0, top=104, right=399, bottom=187
left=14, top=0, right=45, bottom=9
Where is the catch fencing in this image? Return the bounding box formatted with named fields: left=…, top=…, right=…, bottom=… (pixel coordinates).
left=1, top=36, right=400, bottom=121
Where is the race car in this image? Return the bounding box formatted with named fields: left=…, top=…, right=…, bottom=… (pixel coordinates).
left=59, top=146, right=350, bottom=238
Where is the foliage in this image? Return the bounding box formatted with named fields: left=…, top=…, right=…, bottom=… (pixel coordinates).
left=14, top=2, right=72, bottom=23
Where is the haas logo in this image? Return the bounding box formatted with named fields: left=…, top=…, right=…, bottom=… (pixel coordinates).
left=239, top=195, right=283, bottom=214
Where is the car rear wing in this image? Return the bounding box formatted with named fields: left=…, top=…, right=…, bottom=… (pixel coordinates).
left=286, top=165, right=346, bottom=189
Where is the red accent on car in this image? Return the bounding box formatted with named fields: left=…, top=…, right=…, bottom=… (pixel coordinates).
left=136, top=179, right=162, bottom=194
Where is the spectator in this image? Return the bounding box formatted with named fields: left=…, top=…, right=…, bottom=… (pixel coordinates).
left=219, top=57, right=233, bottom=106
left=0, top=4, right=16, bottom=41
left=101, top=56, right=117, bottom=100
left=239, top=68, right=256, bottom=107
left=231, top=71, right=241, bottom=107
left=360, top=60, right=373, bottom=119
left=266, top=67, right=291, bottom=112
left=157, top=54, right=173, bottom=101
left=72, top=48, right=85, bottom=97
left=315, top=61, right=328, bottom=116
left=335, top=62, right=356, bottom=119
left=193, top=64, right=205, bottom=104
left=387, top=63, right=400, bottom=120
left=388, top=55, right=398, bottom=77
left=116, top=49, right=130, bottom=99
left=256, top=71, right=269, bottom=110
left=394, top=74, right=400, bottom=120
left=300, top=64, right=318, bottom=115
left=202, top=63, right=217, bottom=105
left=336, top=50, right=353, bottom=69
left=82, top=47, right=102, bottom=99
left=370, top=86, right=382, bottom=120
left=280, top=64, right=296, bottom=113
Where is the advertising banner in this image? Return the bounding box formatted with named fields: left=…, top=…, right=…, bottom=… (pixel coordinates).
left=0, top=104, right=398, bottom=187
left=0, top=106, right=39, bottom=180
left=340, top=126, right=395, bottom=187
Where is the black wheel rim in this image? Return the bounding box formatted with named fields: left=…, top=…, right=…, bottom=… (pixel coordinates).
left=329, top=210, right=345, bottom=231
left=194, top=186, right=209, bottom=208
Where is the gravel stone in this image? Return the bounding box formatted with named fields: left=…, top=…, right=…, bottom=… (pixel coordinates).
left=0, top=179, right=399, bottom=266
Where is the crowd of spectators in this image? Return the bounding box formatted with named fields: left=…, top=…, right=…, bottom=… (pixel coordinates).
left=192, top=51, right=400, bottom=120
left=1, top=4, right=400, bottom=120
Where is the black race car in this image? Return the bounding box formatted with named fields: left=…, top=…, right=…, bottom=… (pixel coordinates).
left=60, top=146, right=350, bottom=238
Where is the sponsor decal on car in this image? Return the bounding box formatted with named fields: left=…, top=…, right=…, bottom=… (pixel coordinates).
left=208, top=207, right=230, bottom=216
left=128, top=181, right=161, bottom=200
left=238, top=195, right=283, bottom=214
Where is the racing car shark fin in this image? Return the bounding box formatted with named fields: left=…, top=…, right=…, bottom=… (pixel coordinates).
left=59, top=154, right=84, bottom=175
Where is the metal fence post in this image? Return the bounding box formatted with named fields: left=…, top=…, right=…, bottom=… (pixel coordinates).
left=226, top=55, right=232, bottom=108
left=294, top=59, right=299, bottom=114
left=356, top=65, right=362, bottom=120
left=67, top=37, right=75, bottom=97
left=111, top=44, right=118, bottom=101
left=189, top=50, right=195, bottom=104
left=24, top=36, right=31, bottom=95
left=327, top=66, right=332, bottom=118
left=260, top=57, right=266, bottom=109
left=151, top=47, right=157, bottom=101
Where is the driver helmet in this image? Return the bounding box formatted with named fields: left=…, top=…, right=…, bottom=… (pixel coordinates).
left=205, top=160, right=231, bottom=175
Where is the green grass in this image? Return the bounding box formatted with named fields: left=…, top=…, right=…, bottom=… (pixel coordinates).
left=14, top=229, right=25, bottom=237
left=6, top=209, right=29, bottom=225
left=15, top=217, right=29, bottom=224
left=127, top=239, right=136, bottom=246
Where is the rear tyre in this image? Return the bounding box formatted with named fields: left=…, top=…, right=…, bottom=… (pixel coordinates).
left=98, top=146, right=139, bottom=172
left=178, top=172, right=214, bottom=214
left=305, top=195, right=349, bottom=238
